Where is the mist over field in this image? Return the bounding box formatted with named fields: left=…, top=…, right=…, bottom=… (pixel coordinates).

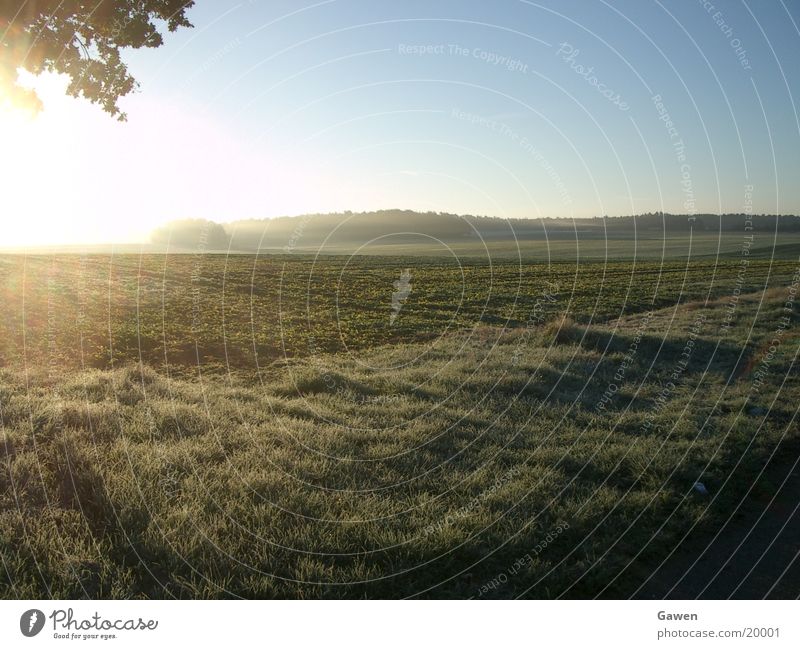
left=149, top=211, right=800, bottom=255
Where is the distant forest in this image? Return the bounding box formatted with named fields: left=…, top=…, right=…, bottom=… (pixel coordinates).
left=150, top=211, right=800, bottom=251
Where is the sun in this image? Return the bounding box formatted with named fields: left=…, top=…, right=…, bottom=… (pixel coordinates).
left=0, top=102, right=69, bottom=248
left=0, top=74, right=98, bottom=248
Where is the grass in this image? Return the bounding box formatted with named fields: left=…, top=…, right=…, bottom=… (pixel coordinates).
left=1, top=253, right=798, bottom=598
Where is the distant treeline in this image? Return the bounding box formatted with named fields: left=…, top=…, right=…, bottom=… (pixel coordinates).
left=594, top=212, right=800, bottom=232
left=150, top=211, right=800, bottom=251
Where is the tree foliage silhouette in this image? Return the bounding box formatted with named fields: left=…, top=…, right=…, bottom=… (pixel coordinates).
left=0, top=1, right=194, bottom=120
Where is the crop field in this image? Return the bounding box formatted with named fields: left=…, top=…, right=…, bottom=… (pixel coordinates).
left=1, top=250, right=799, bottom=598
left=1, top=250, right=798, bottom=372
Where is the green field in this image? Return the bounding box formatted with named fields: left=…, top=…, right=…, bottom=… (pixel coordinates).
left=255, top=231, right=800, bottom=261
left=2, top=240, right=798, bottom=372
left=1, top=245, right=799, bottom=598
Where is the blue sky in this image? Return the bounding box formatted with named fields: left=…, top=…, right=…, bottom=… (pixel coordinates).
left=3, top=0, right=799, bottom=244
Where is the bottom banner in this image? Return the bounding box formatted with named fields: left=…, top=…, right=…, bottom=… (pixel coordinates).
left=0, top=600, right=796, bottom=648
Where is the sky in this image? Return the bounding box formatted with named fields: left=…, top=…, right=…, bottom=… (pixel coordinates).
left=1, top=0, right=799, bottom=246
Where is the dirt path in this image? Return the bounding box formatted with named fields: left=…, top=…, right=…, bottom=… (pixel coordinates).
left=637, top=440, right=800, bottom=599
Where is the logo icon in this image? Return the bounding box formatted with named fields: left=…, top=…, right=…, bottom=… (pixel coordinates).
left=390, top=268, right=412, bottom=325
left=20, top=609, right=45, bottom=637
